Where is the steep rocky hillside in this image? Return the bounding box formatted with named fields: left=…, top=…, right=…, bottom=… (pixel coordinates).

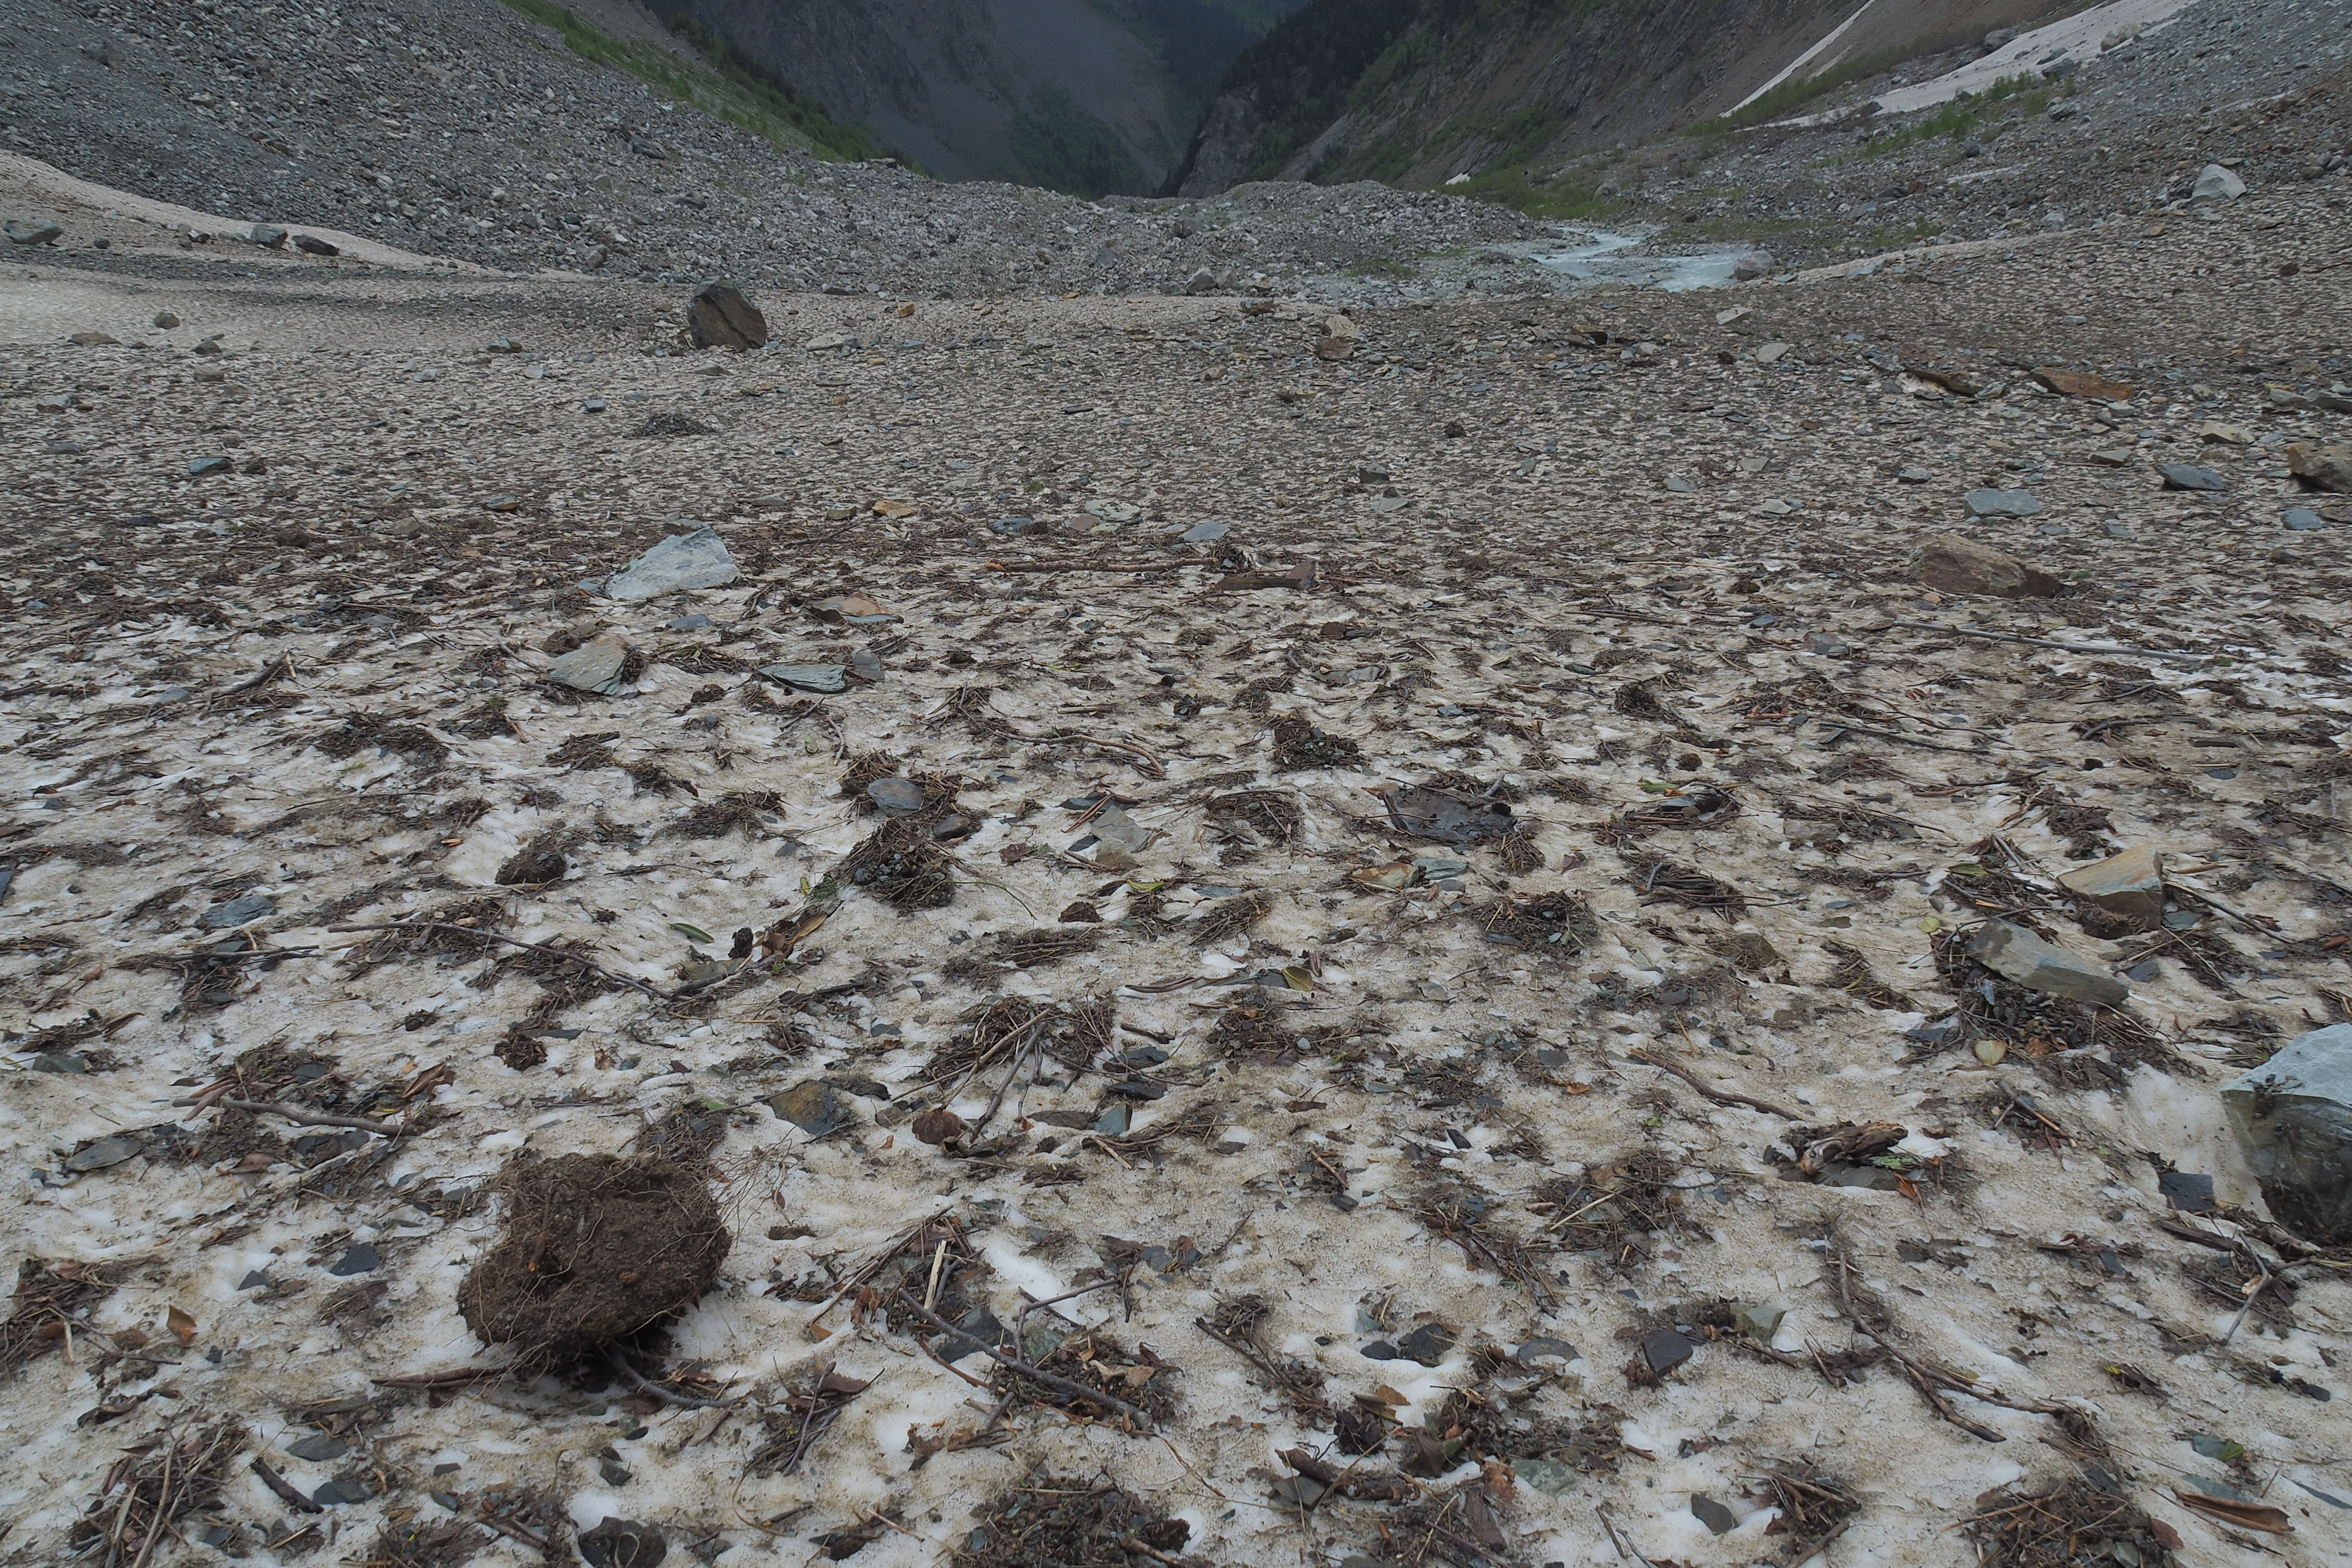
left=1173, top=0, right=2071, bottom=196
left=659, top=0, right=1308, bottom=194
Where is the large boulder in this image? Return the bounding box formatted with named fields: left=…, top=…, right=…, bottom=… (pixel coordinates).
left=688, top=280, right=767, bottom=350
left=1918, top=533, right=2061, bottom=598
left=2224, top=1024, right=2352, bottom=1244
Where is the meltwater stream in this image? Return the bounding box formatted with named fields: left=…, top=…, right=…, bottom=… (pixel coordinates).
left=1532, top=228, right=1754, bottom=291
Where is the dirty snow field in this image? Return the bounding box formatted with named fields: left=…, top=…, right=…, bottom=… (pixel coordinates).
left=3, top=169, right=2351, bottom=1568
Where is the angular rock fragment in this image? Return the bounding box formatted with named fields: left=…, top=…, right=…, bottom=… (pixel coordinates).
left=2191, top=163, right=2246, bottom=201
left=604, top=525, right=737, bottom=602
left=2161, top=463, right=2226, bottom=492
left=688, top=281, right=766, bottom=350
left=2057, top=845, right=2166, bottom=937
left=1966, top=921, right=2127, bottom=1007
left=547, top=633, right=632, bottom=694
left=1918, top=533, right=2061, bottom=597
left=2223, top=1024, right=2352, bottom=1244
left=2286, top=441, right=2352, bottom=494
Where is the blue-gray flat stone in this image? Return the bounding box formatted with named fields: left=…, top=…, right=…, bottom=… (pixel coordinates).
left=2283, top=507, right=2325, bottom=531
left=2161, top=464, right=2226, bottom=492
left=866, top=778, right=925, bottom=815
left=761, top=662, right=847, bottom=694
left=1965, top=488, right=2043, bottom=518
left=605, top=525, right=737, bottom=602
left=197, top=893, right=275, bottom=929
left=547, top=634, right=631, bottom=694
left=327, top=1243, right=381, bottom=1276
left=65, top=1135, right=142, bottom=1172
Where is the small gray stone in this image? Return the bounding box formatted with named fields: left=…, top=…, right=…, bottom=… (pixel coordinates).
left=1896, top=466, right=1932, bottom=483
left=291, top=234, right=338, bottom=256
left=666, top=612, right=713, bottom=630
left=1182, top=521, right=1230, bottom=542
left=867, top=777, right=926, bottom=815
left=2223, top=1023, right=2352, bottom=1244
left=327, top=1243, right=381, bottom=1276
left=604, top=525, right=737, bottom=602
left=1640, top=1327, right=1695, bottom=1374
left=197, top=893, right=275, bottom=929
left=65, top=1135, right=142, bottom=1172
left=547, top=634, right=632, bottom=695
left=1692, top=1494, right=1740, bottom=1535
left=1966, top=921, right=2127, bottom=1007
left=2161, top=463, right=2227, bottom=492
left=31, top=1051, right=87, bottom=1073
left=847, top=649, right=884, bottom=682
left=2283, top=507, right=2325, bottom=531
left=285, top=1435, right=348, bottom=1462
left=5, top=218, right=64, bottom=246
left=152, top=311, right=180, bottom=329
left=2104, top=521, right=2137, bottom=538
left=1731, top=249, right=1775, bottom=282
left=249, top=223, right=288, bottom=248
left=187, top=456, right=232, bottom=476
left=1395, top=1322, right=1457, bottom=1365
left=2191, top=163, right=2247, bottom=201
left=1730, top=1303, right=1784, bottom=1341
left=1514, top=1336, right=1578, bottom=1363
left=1965, top=487, right=2043, bottom=518
left=760, top=662, right=847, bottom=694
left=238, top=1270, right=274, bottom=1290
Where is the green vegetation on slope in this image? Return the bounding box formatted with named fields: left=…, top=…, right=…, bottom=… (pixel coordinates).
left=1007, top=86, right=1148, bottom=199
left=491, top=0, right=882, bottom=161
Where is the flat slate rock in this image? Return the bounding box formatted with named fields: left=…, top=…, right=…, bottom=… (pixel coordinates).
left=761, top=662, right=848, bottom=694
left=2161, top=463, right=2227, bottom=491
left=1967, top=920, right=2128, bottom=1007
left=197, top=893, right=276, bottom=929
left=1965, top=487, right=2043, bottom=518
left=604, top=525, right=737, bottom=602
left=547, top=634, right=632, bottom=695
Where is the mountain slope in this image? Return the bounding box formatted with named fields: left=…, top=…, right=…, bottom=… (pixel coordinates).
left=1173, top=0, right=2072, bottom=197
left=652, top=0, right=1306, bottom=194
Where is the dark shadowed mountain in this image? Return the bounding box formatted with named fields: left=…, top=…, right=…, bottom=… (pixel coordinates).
left=649, top=0, right=1308, bottom=193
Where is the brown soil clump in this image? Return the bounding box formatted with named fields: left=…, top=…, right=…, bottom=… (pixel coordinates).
left=457, top=1154, right=730, bottom=1367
